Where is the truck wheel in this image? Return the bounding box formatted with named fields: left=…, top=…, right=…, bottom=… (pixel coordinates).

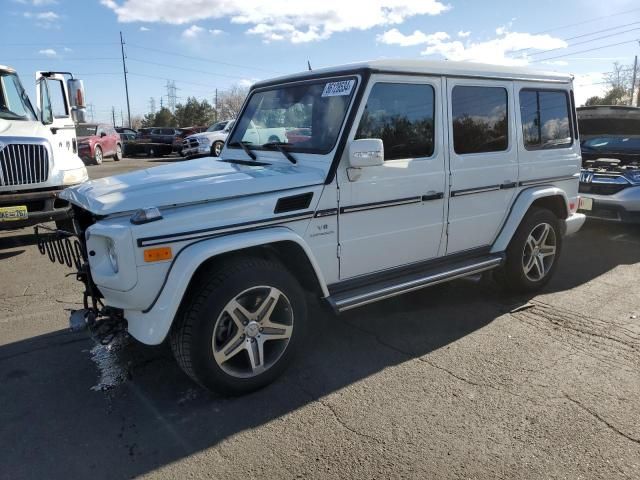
left=500, top=207, right=562, bottom=293
left=212, top=141, right=224, bottom=157
left=94, top=146, right=103, bottom=165
left=170, top=257, right=307, bottom=395
left=114, top=143, right=123, bottom=161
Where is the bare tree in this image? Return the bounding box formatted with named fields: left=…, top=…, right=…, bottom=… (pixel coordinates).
left=217, top=85, right=249, bottom=120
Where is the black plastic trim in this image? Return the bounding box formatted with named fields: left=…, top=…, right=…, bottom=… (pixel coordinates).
left=518, top=175, right=577, bottom=187
left=422, top=192, right=445, bottom=201
left=451, top=185, right=501, bottom=197
left=339, top=196, right=421, bottom=214
left=274, top=192, right=313, bottom=214
left=314, top=208, right=338, bottom=218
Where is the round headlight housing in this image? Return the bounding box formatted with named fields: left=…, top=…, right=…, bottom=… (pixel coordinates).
left=106, top=238, right=119, bottom=273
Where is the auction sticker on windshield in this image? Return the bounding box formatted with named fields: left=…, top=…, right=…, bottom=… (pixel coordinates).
left=0, top=205, right=28, bottom=221
left=322, top=79, right=355, bottom=97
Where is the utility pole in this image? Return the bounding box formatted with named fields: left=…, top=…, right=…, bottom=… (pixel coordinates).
left=119, top=31, right=132, bottom=128
left=120, top=109, right=124, bottom=127
left=630, top=55, right=638, bottom=106
left=214, top=88, right=218, bottom=122
left=111, top=106, right=116, bottom=127
left=87, top=103, right=95, bottom=122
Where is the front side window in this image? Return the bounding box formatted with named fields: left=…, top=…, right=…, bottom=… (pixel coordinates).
left=46, top=79, right=68, bottom=118
left=520, top=90, right=572, bottom=149
left=229, top=76, right=358, bottom=154
left=0, top=72, right=36, bottom=121
left=452, top=85, right=508, bottom=155
left=76, top=124, right=97, bottom=137
left=355, top=83, right=435, bottom=161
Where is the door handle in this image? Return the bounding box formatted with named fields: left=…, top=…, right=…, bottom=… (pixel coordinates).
left=422, top=192, right=444, bottom=201
left=500, top=181, right=517, bottom=189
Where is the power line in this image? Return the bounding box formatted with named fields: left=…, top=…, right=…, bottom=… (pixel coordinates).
left=127, top=57, right=255, bottom=80
left=526, top=26, right=640, bottom=57
left=532, top=38, right=640, bottom=63
left=528, top=6, right=640, bottom=36
left=125, top=43, right=283, bottom=74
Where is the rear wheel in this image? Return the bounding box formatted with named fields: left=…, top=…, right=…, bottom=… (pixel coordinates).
left=170, top=257, right=307, bottom=395
left=93, top=146, right=103, bottom=165
left=499, top=207, right=562, bottom=293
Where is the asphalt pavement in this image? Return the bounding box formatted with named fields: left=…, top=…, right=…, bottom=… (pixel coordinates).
left=1, top=155, right=639, bottom=479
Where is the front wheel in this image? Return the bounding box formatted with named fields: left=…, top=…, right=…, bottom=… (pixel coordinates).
left=170, top=257, right=307, bottom=395
left=93, top=145, right=103, bottom=165
left=211, top=141, right=224, bottom=157
left=499, top=207, right=562, bottom=293
left=114, top=143, right=123, bottom=161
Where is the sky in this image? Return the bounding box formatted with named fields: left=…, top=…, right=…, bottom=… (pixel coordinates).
left=2, top=0, right=639, bottom=124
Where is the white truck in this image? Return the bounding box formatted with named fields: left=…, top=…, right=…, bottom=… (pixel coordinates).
left=38, top=60, right=585, bottom=395
left=0, top=66, right=88, bottom=230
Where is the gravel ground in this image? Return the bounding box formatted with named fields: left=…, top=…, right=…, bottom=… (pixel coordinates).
left=1, top=156, right=639, bottom=479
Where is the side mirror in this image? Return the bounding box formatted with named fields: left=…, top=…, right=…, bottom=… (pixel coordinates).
left=100, top=132, right=107, bottom=138
left=67, top=79, right=85, bottom=108
left=349, top=138, right=384, bottom=168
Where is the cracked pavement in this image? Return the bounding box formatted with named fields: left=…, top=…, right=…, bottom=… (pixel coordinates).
left=1, top=157, right=639, bottom=479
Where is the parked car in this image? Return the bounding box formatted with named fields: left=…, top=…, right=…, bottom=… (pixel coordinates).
left=182, top=120, right=234, bottom=158
left=174, top=126, right=207, bottom=156
left=115, top=127, right=137, bottom=136
left=577, top=105, right=640, bottom=223
left=133, top=127, right=175, bottom=157
left=137, top=127, right=181, bottom=146
left=76, top=123, right=122, bottom=165
left=39, top=60, right=585, bottom=395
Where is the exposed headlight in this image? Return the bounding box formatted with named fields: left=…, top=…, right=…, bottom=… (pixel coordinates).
left=130, top=207, right=163, bottom=225
left=62, top=167, right=88, bottom=185
left=106, top=238, right=119, bottom=274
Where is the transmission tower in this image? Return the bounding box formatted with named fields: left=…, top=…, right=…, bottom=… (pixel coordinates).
left=87, top=103, right=95, bottom=122
left=149, top=97, right=156, bottom=114
left=166, top=80, right=178, bottom=112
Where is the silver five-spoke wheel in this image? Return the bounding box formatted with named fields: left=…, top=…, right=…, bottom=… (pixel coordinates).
left=212, top=286, right=293, bottom=378
left=522, top=222, right=557, bottom=282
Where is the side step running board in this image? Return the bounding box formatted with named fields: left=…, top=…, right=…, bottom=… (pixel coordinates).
left=329, top=255, right=504, bottom=313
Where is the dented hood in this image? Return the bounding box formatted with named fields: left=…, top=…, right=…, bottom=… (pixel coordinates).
left=59, top=157, right=325, bottom=216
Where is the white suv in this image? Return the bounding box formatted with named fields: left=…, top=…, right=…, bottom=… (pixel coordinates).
left=39, top=60, right=585, bottom=395
left=182, top=120, right=234, bottom=158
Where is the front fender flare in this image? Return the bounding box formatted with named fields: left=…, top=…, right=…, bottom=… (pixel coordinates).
left=125, top=227, right=328, bottom=345
left=491, top=186, right=569, bottom=253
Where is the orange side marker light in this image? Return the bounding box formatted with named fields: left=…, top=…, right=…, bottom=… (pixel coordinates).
left=144, top=246, right=173, bottom=262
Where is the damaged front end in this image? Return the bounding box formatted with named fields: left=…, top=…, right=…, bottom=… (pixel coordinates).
left=34, top=214, right=126, bottom=344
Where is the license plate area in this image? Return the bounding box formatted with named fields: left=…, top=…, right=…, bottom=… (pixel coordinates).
left=578, top=197, right=593, bottom=211
left=0, top=205, right=28, bottom=221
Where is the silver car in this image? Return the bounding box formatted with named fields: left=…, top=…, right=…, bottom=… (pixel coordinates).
left=577, top=106, right=640, bottom=223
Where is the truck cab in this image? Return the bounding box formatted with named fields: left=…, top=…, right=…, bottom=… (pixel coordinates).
left=0, top=66, right=88, bottom=229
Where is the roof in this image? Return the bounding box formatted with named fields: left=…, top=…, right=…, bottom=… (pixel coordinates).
left=253, top=59, right=573, bottom=88
left=0, top=64, right=16, bottom=73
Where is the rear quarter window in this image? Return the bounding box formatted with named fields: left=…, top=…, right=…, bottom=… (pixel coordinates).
left=520, top=89, right=572, bottom=150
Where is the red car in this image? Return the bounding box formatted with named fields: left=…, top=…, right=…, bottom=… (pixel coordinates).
left=76, top=123, right=123, bottom=165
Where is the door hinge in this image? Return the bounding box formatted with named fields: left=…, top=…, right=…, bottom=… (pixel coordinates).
left=336, top=187, right=340, bottom=202
left=337, top=243, right=342, bottom=258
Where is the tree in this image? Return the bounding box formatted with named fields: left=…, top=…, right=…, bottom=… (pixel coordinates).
left=583, top=61, right=638, bottom=106
left=141, top=112, right=156, bottom=128
left=152, top=107, right=177, bottom=127
left=130, top=115, right=144, bottom=130
left=217, top=85, right=249, bottom=120
left=174, top=97, right=216, bottom=127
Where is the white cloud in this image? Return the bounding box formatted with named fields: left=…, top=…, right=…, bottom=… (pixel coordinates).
left=377, top=28, right=449, bottom=47
left=209, top=28, right=223, bottom=35
left=101, top=0, right=450, bottom=43
left=14, top=0, right=57, bottom=5
left=38, top=48, right=57, bottom=57
left=573, top=72, right=608, bottom=106
left=24, top=10, right=60, bottom=28
left=63, top=46, right=72, bottom=52
left=541, top=60, right=568, bottom=66
left=139, top=26, right=150, bottom=31
left=238, top=78, right=259, bottom=88
left=182, top=24, right=204, bottom=38
left=457, top=30, right=470, bottom=38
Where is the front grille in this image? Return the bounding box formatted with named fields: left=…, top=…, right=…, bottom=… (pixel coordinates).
left=0, top=143, right=50, bottom=186
left=183, top=138, right=198, bottom=149
left=579, top=183, right=628, bottom=195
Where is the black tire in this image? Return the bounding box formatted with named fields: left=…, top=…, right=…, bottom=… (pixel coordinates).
left=268, top=135, right=279, bottom=143
left=114, top=143, right=123, bottom=161
left=93, top=145, right=103, bottom=165
left=499, top=207, right=562, bottom=293
left=170, top=257, right=308, bottom=395
left=211, top=141, right=224, bottom=157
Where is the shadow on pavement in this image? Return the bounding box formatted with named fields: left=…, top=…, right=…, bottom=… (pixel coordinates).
left=0, top=220, right=639, bottom=478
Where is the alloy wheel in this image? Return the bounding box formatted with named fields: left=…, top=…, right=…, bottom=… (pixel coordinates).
left=212, top=286, right=294, bottom=378
left=522, top=222, right=557, bottom=282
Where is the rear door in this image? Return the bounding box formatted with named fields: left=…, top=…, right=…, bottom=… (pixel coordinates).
left=445, top=78, right=518, bottom=254
left=337, top=75, right=447, bottom=279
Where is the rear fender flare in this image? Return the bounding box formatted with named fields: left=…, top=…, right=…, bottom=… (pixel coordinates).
left=491, top=186, right=569, bottom=253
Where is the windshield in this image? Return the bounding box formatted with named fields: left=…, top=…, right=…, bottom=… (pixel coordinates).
left=207, top=121, right=227, bottom=132
left=0, top=72, right=37, bottom=121
left=582, top=136, right=640, bottom=153
left=228, top=76, right=358, bottom=155
left=76, top=124, right=97, bottom=137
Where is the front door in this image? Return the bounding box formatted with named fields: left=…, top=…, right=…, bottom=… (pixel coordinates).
left=445, top=78, right=518, bottom=254
left=36, top=73, right=76, bottom=159
left=337, top=75, right=447, bottom=279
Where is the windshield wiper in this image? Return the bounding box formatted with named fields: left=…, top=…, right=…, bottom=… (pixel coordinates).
left=261, top=142, right=297, bottom=164
left=228, top=140, right=257, bottom=161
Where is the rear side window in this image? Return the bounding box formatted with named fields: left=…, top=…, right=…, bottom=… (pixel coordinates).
left=520, top=89, right=572, bottom=149
left=452, top=86, right=508, bottom=155
left=355, top=83, right=435, bottom=161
